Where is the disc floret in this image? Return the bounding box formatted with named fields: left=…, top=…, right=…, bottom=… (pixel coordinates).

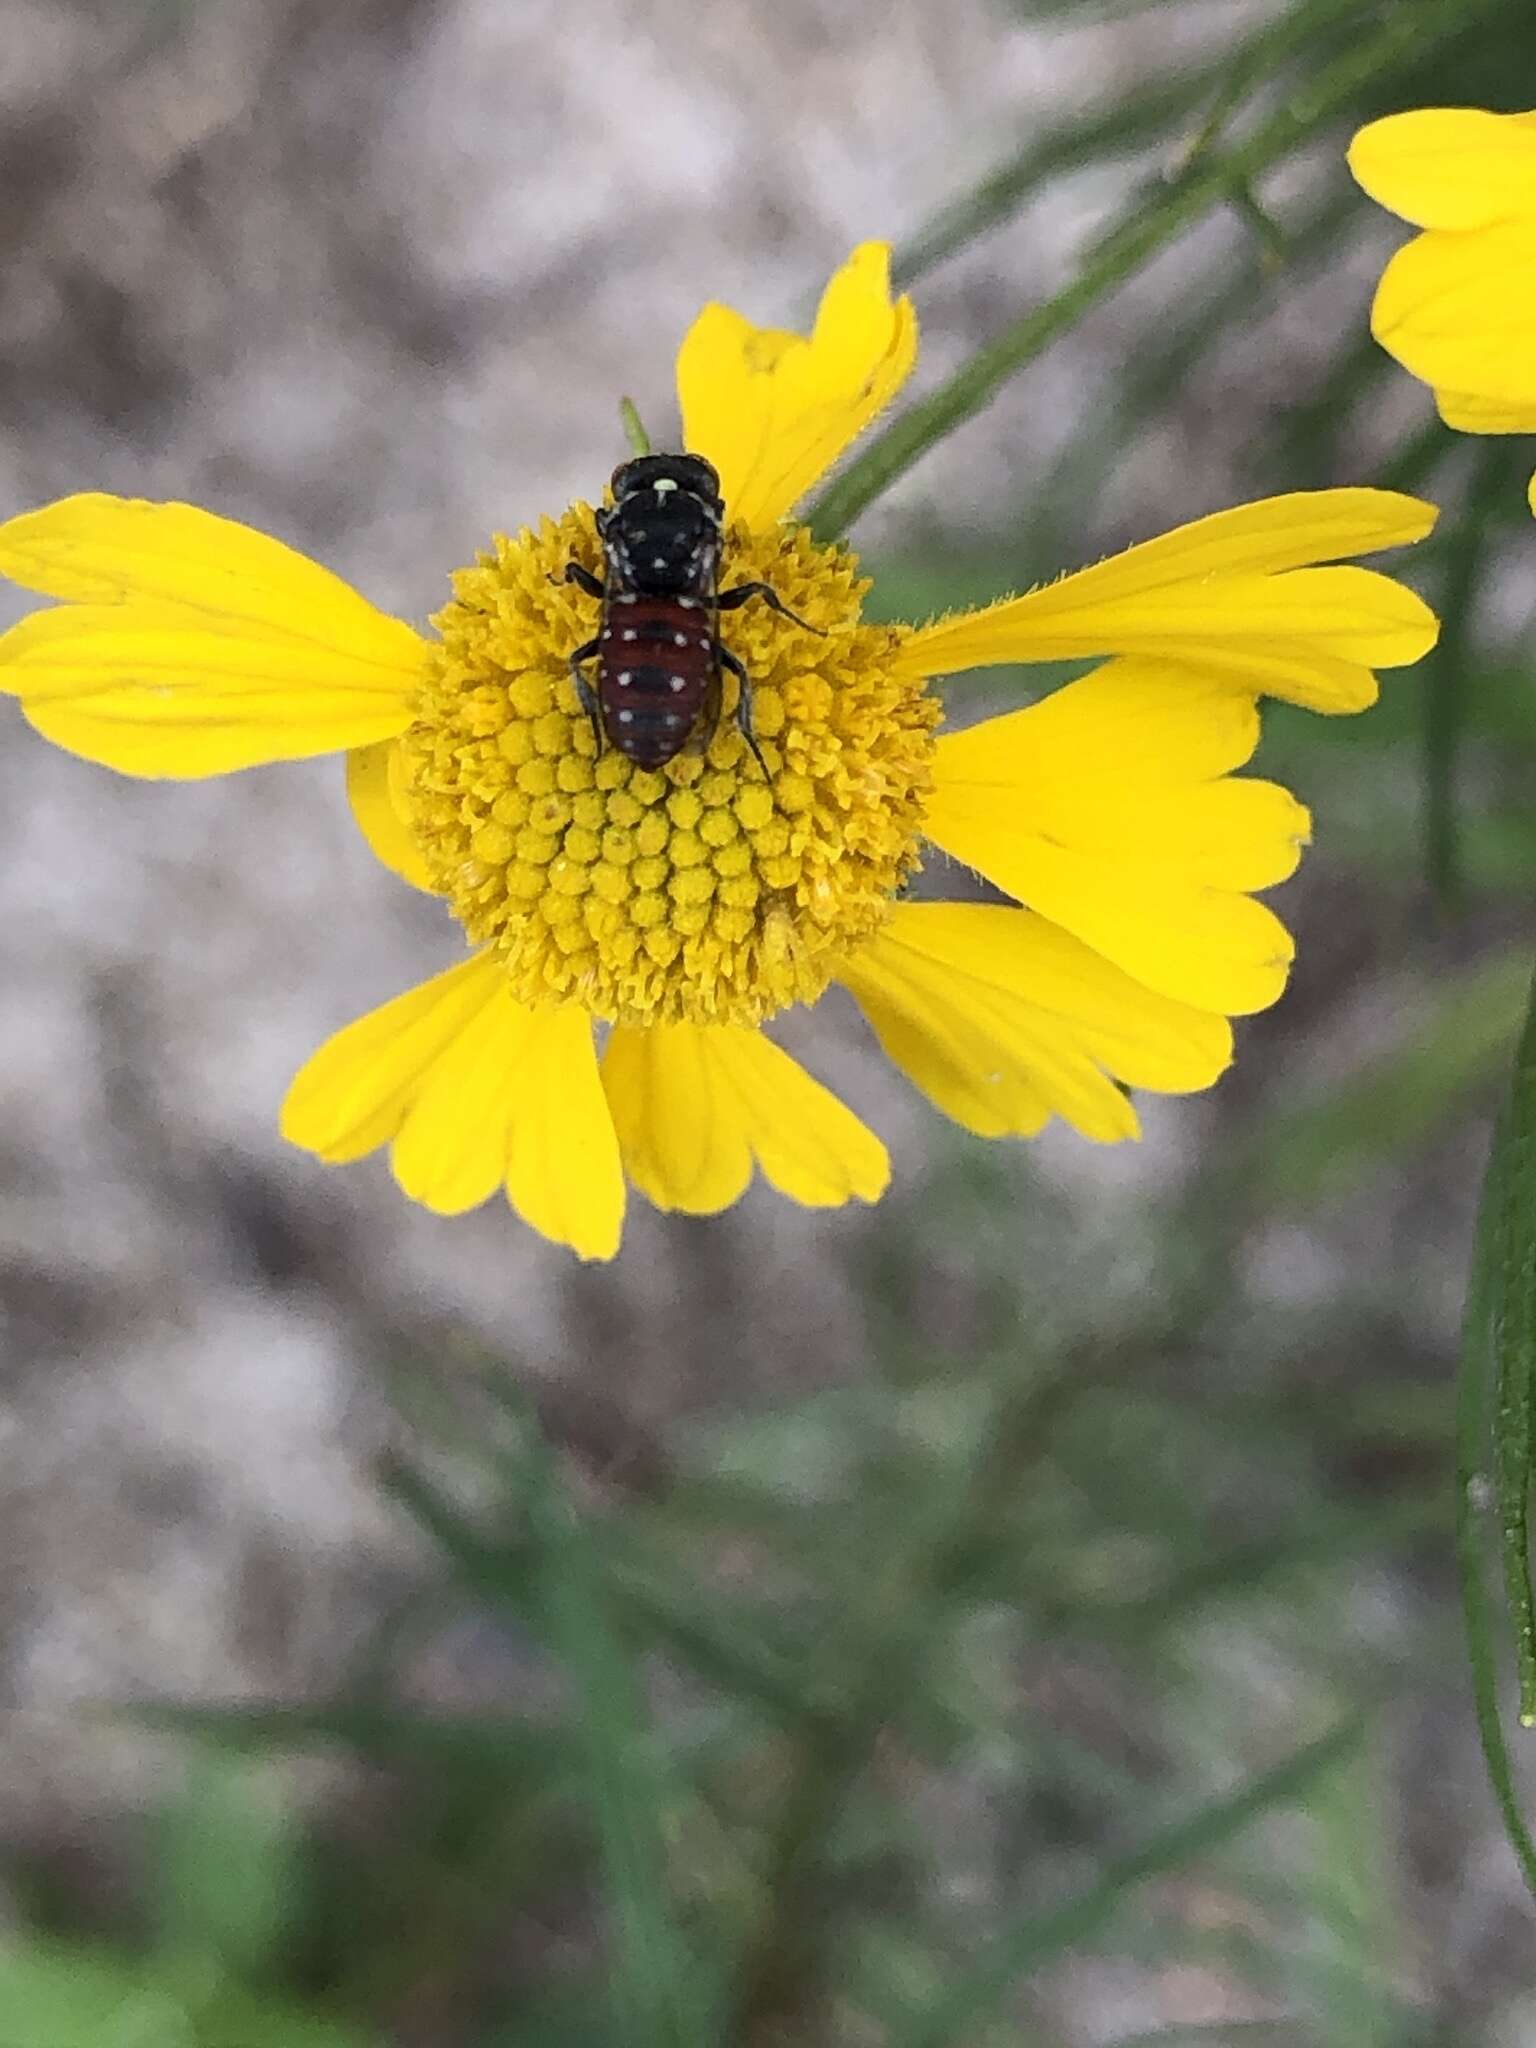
left=400, top=505, right=939, bottom=1028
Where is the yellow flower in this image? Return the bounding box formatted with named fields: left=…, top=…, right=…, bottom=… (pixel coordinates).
left=1350, top=106, right=1536, bottom=506
left=0, top=244, right=1437, bottom=1259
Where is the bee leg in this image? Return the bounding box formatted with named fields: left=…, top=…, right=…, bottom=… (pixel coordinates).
left=693, top=668, right=724, bottom=757
left=717, top=644, right=770, bottom=781
left=568, top=639, right=604, bottom=754
left=715, top=580, right=825, bottom=636
left=560, top=562, right=606, bottom=601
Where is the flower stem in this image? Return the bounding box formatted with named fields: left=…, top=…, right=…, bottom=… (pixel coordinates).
left=1459, top=966, right=1536, bottom=1899
left=619, top=397, right=653, bottom=458
left=806, top=0, right=1502, bottom=540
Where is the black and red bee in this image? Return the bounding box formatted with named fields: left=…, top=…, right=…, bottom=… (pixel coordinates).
left=563, top=452, right=816, bottom=774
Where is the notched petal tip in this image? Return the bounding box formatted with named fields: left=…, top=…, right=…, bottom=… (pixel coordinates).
left=283, top=959, right=624, bottom=1259
left=0, top=493, right=162, bottom=603
left=0, top=494, right=425, bottom=654
left=896, top=489, right=1440, bottom=705
left=842, top=904, right=1242, bottom=1146
left=0, top=495, right=424, bottom=777
left=925, top=661, right=1310, bottom=1015
left=676, top=240, right=918, bottom=529
left=603, top=1021, right=889, bottom=1217
left=0, top=601, right=416, bottom=776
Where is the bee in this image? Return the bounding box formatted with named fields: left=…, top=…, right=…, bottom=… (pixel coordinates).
left=563, top=452, right=816, bottom=774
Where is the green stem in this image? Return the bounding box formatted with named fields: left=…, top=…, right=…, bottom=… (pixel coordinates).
left=1171, top=0, right=1368, bottom=182
left=1458, top=970, right=1536, bottom=1895
left=891, top=0, right=1378, bottom=298
left=891, top=71, right=1220, bottom=291
left=620, top=396, right=654, bottom=458
left=1039, top=189, right=1356, bottom=520
left=1492, top=974, right=1536, bottom=1726
left=806, top=0, right=1500, bottom=539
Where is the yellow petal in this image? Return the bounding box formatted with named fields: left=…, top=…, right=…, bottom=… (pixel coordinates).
left=282, top=954, right=505, bottom=1166
left=1122, top=645, right=1381, bottom=715
left=896, top=491, right=1437, bottom=706
left=389, top=987, right=539, bottom=1214
left=602, top=1020, right=888, bottom=1214
left=1349, top=109, right=1536, bottom=230
left=281, top=953, right=623, bottom=1260
left=947, top=651, right=1264, bottom=782
left=602, top=1023, right=751, bottom=1215
left=840, top=903, right=1233, bottom=1144
left=925, top=659, right=1306, bottom=1013
left=0, top=494, right=422, bottom=645
left=3, top=602, right=419, bottom=775
left=346, top=740, right=437, bottom=892
left=676, top=242, right=917, bottom=529
left=1437, top=388, right=1536, bottom=432
left=498, top=1007, right=625, bottom=1261
left=1372, top=219, right=1536, bottom=408
left=0, top=496, right=424, bottom=775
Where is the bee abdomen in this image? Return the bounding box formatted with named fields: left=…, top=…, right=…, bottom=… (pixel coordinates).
left=599, top=600, right=717, bottom=768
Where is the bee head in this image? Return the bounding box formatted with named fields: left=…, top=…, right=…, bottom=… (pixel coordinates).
left=600, top=453, right=723, bottom=598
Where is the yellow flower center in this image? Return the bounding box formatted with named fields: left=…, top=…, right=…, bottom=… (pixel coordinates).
left=399, top=504, right=938, bottom=1029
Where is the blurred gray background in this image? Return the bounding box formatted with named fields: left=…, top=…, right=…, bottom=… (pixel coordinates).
left=2, top=2, right=1533, bottom=2042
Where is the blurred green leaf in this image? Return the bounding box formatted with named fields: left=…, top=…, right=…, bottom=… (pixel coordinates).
left=152, top=1756, right=299, bottom=1980
left=890, top=1721, right=1363, bottom=2048
left=387, top=1452, right=835, bottom=1730
left=479, top=1983, right=642, bottom=2046
left=129, top=1701, right=575, bottom=1780
left=0, top=1941, right=373, bottom=2048
left=1460, top=965, right=1536, bottom=1903
left=520, top=1435, right=703, bottom=2045
left=893, top=69, right=1224, bottom=290
left=1105, top=2030, right=1304, bottom=2046
left=1300, top=1745, right=1400, bottom=2048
